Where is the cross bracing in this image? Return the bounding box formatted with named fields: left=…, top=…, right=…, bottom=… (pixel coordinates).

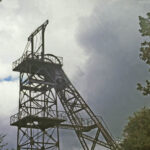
left=10, top=20, right=119, bottom=150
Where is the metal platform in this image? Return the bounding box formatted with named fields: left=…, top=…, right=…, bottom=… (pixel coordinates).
left=10, top=110, right=98, bottom=132
left=12, top=51, right=63, bottom=74
left=10, top=110, right=66, bottom=129
left=11, top=115, right=65, bottom=129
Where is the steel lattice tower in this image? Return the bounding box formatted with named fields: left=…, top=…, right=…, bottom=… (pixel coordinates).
left=10, top=20, right=118, bottom=150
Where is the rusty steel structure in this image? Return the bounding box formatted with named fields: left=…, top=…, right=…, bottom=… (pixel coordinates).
left=10, top=20, right=118, bottom=150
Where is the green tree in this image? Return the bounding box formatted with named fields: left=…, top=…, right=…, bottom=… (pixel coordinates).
left=120, top=13, right=150, bottom=149
left=120, top=107, right=150, bottom=150
left=137, top=13, right=150, bottom=95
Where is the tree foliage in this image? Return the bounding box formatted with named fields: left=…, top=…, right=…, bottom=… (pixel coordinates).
left=120, top=107, right=150, bottom=150
left=137, top=13, right=150, bottom=95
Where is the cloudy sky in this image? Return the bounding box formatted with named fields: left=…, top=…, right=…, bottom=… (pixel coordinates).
left=0, top=0, right=150, bottom=149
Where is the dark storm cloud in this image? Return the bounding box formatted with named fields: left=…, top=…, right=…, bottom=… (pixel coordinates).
left=2, top=0, right=150, bottom=149
left=75, top=0, right=150, bottom=137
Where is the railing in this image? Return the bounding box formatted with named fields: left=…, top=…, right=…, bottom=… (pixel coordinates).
left=62, top=117, right=96, bottom=127
left=10, top=109, right=96, bottom=127
left=12, top=51, right=31, bottom=70
left=10, top=109, right=108, bottom=132
left=12, top=51, right=63, bottom=70
left=10, top=109, right=67, bottom=125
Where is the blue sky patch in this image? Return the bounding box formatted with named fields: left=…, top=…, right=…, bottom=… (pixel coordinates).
left=0, top=76, right=18, bottom=82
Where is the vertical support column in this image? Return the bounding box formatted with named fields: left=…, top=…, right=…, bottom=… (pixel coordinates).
left=27, top=20, right=48, bottom=60
left=55, top=90, right=60, bottom=150
left=31, top=36, right=34, bottom=59
left=42, top=129, right=45, bottom=150
left=17, top=73, right=22, bottom=150
left=41, top=28, right=45, bottom=61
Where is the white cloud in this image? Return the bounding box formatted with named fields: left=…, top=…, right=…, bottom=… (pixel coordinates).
left=0, top=0, right=124, bottom=149
left=0, top=80, right=18, bottom=116
left=0, top=60, right=18, bottom=79
left=0, top=0, right=98, bottom=79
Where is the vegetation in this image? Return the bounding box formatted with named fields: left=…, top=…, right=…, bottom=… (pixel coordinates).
left=137, top=13, right=150, bottom=95
left=120, top=107, right=150, bottom=150
left=119, top=13, right=150, bottom=149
